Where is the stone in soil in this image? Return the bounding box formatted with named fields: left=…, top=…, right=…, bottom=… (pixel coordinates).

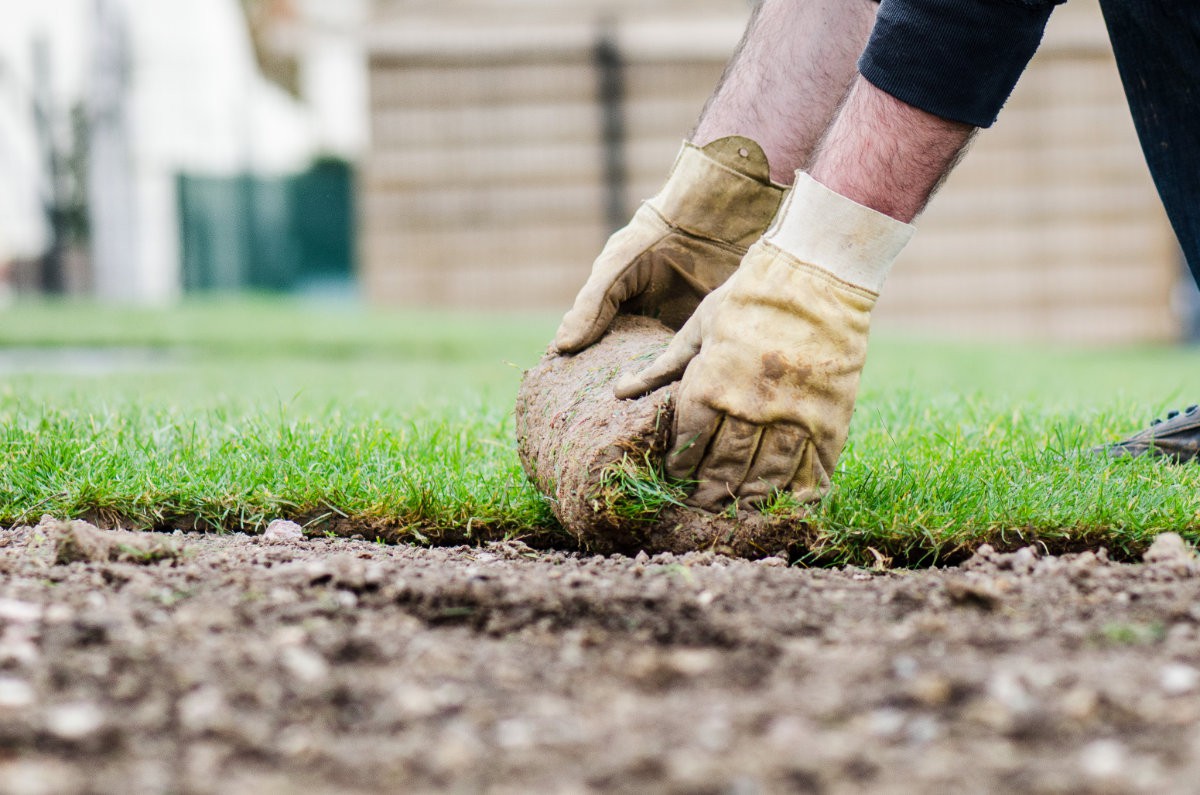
left=262, top=519, right=306, bottom=543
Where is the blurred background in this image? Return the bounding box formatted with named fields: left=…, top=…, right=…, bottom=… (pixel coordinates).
left=1, top=0, right=1196, bottom=344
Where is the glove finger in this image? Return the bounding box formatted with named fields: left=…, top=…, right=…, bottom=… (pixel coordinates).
left=554, top=271, right=629, bottom=354
left=785, top=440, right=830, bottom=504
left=688, top=479, right=737, bottom=512
left=735, top=424, right=806, bottom=506
left=665, top=396, right=722, bottom=480
left=612, top=312, right=705, bottom=399
left=555, top=215, right=667, bottom=353
left=686, top=417, right=764, bottom=511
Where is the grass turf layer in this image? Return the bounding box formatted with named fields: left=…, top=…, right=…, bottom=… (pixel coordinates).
left=4, top=298, right=1200, bottom=565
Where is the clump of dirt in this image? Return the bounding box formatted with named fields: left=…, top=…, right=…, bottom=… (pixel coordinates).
left=515, top=316, right=802, bottom=558
left=4, top=524, right=1200, bottom=793
left=38, top=517, right=182, bottom=565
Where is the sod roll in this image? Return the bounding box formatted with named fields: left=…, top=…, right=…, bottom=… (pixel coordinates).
left=515, top=315, right=801, bottom=558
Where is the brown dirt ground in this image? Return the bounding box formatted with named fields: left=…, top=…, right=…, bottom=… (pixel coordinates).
left=3, top=520, right=1200, bottom=794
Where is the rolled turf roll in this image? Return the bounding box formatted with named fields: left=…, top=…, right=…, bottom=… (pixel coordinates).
left=514, top=315, right=803, bottom=558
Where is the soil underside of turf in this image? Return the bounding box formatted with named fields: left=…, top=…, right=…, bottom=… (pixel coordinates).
left=3, top=520, right=1200, bottom=793
left=514, top=315, right=798, bottom=559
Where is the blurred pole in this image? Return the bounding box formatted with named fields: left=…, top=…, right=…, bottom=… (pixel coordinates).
left=1174, top=251, right=1200, bottom=343
left=31, top=36, right=66, bottom=294
left=594, top=25, right=627, bottom=233
left=87, top=0, right=139, bottom=301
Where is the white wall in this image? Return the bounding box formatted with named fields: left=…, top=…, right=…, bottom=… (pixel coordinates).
left=0, top=0, right=89, bottom=263
left=103, top=0, right=317, bottom=302
left=1, top=0, right=320, bottom=301
left=294, top=0, right=370, bottom=158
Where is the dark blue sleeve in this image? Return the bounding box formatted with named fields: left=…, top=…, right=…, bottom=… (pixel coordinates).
left=859, top=0, right=1065, bottom=128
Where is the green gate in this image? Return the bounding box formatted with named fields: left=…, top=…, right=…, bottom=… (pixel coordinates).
left=177, top=158, right=355, bottom=293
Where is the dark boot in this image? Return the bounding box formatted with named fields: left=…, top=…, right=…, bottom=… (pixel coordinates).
left=1096, top=405, right=1200, bottom=462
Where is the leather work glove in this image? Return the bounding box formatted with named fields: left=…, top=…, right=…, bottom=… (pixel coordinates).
left=554, top=136, right=784, bottom=353
left=614, top=173, right=914, bottom=511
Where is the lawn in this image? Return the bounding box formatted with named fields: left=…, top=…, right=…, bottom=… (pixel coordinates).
left=4, top=297, right=1200, bottom=565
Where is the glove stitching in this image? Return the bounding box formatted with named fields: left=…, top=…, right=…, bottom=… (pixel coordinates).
left=644, top=203, right=761, bottom=254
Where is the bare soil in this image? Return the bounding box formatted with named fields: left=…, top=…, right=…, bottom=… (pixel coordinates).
left=3, top=520, right=1200, bottom=794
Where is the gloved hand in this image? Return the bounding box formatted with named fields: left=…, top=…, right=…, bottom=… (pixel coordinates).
left=615, top=173, right=914, bottom=510
left=554, top=136, right=784, bottom=353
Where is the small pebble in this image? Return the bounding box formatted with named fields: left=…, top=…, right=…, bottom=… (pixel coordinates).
left=263, top=520, right=305, bottom=543
left=664, top=649, right=718, bottom=676
left=44, top=702, right=104, bottom=741
left=1079, top=738, right=1127, bottom=780
left=906, top=714, right=940, bottom=745
left=0, top=760, right=82, bottom=795
left=1159, top=663, right=1199, bottom=695
left=1060, top=687, right=1099, bottom=721
left=177, top=687, right=226, bottom=734
left=0, top=600, right=42, bottom=625
left=909, top=674, right=952, bottom=707
left=867, top=708, right=906, bottom=738
left=278, top=646, right=329, bottom=684
left=1143, top=533, right=1195, bottom=564
left=987, top=670, right=1033, bottom=714
left=0, top=677, right=35, bottom=709
left=495, top=718, right=535, bottom=749
left=892, top=655, right=918, bottom=680
left=0, top=631, right=40, bottom=666
left=1010, top=546, right=1040, bottom=574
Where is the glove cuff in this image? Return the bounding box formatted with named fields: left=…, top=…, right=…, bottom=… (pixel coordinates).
left=764, top=172, right=915, bottom=294
left=646, top=138, right=786, bottom=249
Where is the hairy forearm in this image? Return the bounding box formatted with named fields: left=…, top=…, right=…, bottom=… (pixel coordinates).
left=807, top=77, right=976, bottom=223
left=691, top=0, right=877, bottom=185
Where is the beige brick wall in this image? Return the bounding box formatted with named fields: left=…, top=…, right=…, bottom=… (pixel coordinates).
left=362, top=0, right=1180, bottom=343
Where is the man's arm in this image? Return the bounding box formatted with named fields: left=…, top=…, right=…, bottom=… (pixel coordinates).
left=692, top=0, right=877, bottom=186
left=808, top=77, right=974, bottom=224
left=553, top=0, right=879, bottom=354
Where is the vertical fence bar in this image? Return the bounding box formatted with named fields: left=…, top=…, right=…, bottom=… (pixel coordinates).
left=594, top=24, right=627, bottom=233
left=32, top=36, right=65, bottom=294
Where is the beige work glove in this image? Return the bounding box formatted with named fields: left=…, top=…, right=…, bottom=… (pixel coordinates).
left=615, top=173, right=914, bottom=511
left=554, top=136, right=784, bottom=353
